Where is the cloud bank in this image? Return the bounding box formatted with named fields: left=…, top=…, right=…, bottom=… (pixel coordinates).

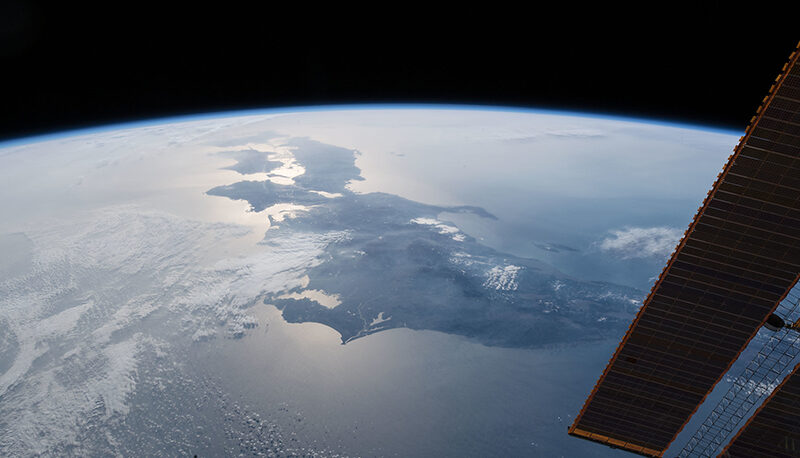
left=598, top=226, right=683, bottom=259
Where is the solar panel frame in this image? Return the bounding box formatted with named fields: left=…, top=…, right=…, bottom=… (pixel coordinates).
left=569, top=40, right=800, bottom=457
left=718, top=362, right=800, bottom=458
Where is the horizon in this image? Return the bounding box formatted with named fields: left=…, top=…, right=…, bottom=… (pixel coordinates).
left=0, top=103, right=744, bottom=149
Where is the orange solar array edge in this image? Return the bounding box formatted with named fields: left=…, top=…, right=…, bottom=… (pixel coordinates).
left=568, top=39, right=800, bottom=457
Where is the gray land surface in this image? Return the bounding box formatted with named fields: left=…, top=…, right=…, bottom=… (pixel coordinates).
left=208, top=137, right=643, bottom=348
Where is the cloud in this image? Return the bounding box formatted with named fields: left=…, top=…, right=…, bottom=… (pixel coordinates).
left=598, top=226, right=683, bottom=259
left=410, top=217, right=466, bottom=242
left=483, top=265, right=522, bottom=291
left=545, top=129, right=606, bottom=138
left=499, top=129, right=607, bottom=143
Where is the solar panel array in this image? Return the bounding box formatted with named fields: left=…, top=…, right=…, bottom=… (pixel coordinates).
left=569, top=40, right=800, bottom=457
left=719, top=362, right=800, bottom=457
left=679, top=286, right=800, bottom=457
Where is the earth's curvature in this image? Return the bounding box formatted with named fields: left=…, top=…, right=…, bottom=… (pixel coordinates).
left=0, top=107, right=738, bottom=456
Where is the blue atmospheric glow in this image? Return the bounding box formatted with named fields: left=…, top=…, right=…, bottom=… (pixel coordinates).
left=0, top=103, right=743, bottom=148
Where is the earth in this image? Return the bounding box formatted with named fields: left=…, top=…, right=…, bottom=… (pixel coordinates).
left=0, top=107, right=738, bottom=457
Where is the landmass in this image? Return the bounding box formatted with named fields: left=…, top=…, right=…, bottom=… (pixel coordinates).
left=208, top=137, right=643, bottom=348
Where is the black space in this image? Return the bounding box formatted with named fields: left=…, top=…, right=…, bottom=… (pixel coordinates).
left=1, top=2, right=798, bottom=141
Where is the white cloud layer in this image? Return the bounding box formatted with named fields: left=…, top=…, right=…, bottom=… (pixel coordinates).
left=0, top=206, right=349, bottom=454
left=410, top=217, right=465, bottom=241
left=483, top=265, right=522, bottom=291
left=598, top=226, right=683, bottom=259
